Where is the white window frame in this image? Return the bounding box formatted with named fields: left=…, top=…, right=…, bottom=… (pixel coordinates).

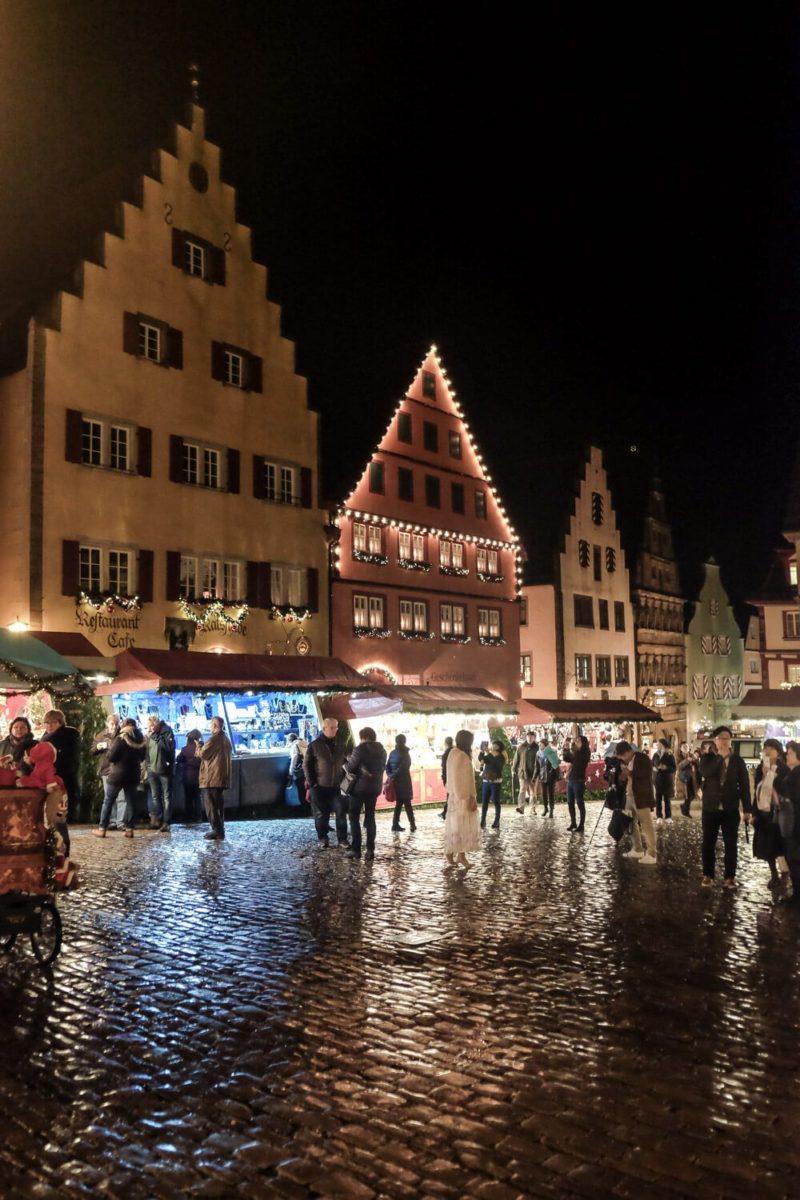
left=521, top=653, right=532, bottom=686
left=183, top=443, right=199, bottom=485
left=368, top=596, right=384, bottom=629
left=82, top=419, right=102, bottom=466
left=180, top=555, right=198, bottom=600
left=413, top=601, right=427, bottom=632
left=400, top=599, right=413, bottom=631
left=264, top=462, right=277, bottom=501
left=79, top=544, right=135, bottom=595
left=488, top=608, right=501, bottom=638
left=280, top=465, right=295, bottom=504
left=614, top=656, right=630, bottom=686
left=785, top=611, right=800, bottom=639
left=477, top=547, right=487, bottom=572
left=202, top=558, right=220, bottom=599
left=224, top=350, right=244, bottom=388
left=287, top=567, right=307, bottom=608
left=487, top=549, right=498, bottom=574
left=81, top=417, right=134, bottom=471
left=223, top=561, right=242, bottom=602
left=109, top=424, right=130, bottom=471
left=353, top=594, right=368, bottom=627
left=138, top=321, right=162, bottom=362
left=412, top=533, right=425, bottom=562
left=107, top=549, right=131, bottom=596
left=399, top=531, right=411, bottom=558
left=439, top=540, right=452, bottom=567
left=203, top=447, right=220, bottom=490
left=367, top=525, right=382, bottom=555
left=452, top=604, right=466, bottom=636
left=440, top=603, right=452, bottom=634
left=575, top=654, right=592, bottom=686
left=79, top=545, right=101, bottom=594
left=185, top=240, right=205, bottom=278
left=353, top=522, right=367, bottom=553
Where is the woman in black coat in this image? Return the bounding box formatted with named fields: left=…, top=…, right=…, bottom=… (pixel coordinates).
left=386, top=733, right=415, bottom=833
left=344, top=727, right=387, bottom=860
left=753, top=738, right=789, bottom=888
left=778, top=741, right=800, bottom=907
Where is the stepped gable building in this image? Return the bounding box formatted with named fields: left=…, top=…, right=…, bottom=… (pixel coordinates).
left=330, top=347, right=522, bottom=700
left=685, top=559, right=744, bottom=734
left=632, top=476, right=687, bottom=744
left=0, top=103, right=327, bottom=657
left=520, top=445, right=636, bottom=704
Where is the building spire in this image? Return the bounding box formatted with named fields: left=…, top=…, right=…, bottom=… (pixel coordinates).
left=189, top=62, right=201, bottom=103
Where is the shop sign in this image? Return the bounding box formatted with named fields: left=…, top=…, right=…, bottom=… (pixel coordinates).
left=75, top=606, right=139, bottom=650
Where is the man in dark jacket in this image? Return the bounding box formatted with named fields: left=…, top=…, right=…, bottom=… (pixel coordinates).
left=513, top=731, right=539, bottom=815
left=92, top=712, right=121, bottom=827
left=93, top=719, right=146, bottom=837
left=344, top=727, right=387, bottom=861
left=563, top=734, right=590, bottom=833
left=652, top=738, right=677, bottom=821
left=616, top=741, right=657, bottom=863
left=42, top=709, right=82, bottom=821
left=698, top=725, right=752, bottom=888
left=146, top=716, right=176, bottom=832
left=304, top=718, right=347, bottom=849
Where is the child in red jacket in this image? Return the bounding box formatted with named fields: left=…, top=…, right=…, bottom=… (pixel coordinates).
left=16, top=742, right=78, bottom=889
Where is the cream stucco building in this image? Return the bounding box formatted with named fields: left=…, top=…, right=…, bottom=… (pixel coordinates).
left=0, top=105, right=327, bottom=658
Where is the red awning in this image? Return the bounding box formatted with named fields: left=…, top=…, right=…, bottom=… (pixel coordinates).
left=320, top=685, right=516, bottom=718
left=518, top=698, right=660, bottom=723
left=29, top=633, right=103, bottom=658
left=96, top=649, right=373, bottom=694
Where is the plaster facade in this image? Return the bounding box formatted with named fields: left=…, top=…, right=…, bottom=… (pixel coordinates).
left=330, top=349, right=521, bottom=699
left=0, top=106, right=328, bottom=658
left=519, top=584, right=558, bottom=699
left=685, top=560, right=744, bottom=733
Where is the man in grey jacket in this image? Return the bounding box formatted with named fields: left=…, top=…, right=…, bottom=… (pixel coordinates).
left=304, top=718, right=348, bottom=850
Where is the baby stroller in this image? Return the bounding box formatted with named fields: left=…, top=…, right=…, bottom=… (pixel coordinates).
left=0, top=788, right=62, bottom=966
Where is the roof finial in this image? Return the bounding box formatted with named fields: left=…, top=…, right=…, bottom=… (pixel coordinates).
left=189, top=62, right=200, bottom=102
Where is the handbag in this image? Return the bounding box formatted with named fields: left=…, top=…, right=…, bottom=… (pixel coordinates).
left=340, top=771, right=357, bottom=796
left=608, top=809, right=633, bottom=842
left=774, top=797, right=795, bottom=841
left=383, top=778, right=397, bottom=804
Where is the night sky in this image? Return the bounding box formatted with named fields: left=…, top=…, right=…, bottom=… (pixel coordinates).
left=2, top=1, right=799, bottom=611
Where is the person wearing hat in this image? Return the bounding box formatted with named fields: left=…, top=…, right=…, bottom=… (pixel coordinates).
left=752, top=737, right=789, bottom=889
left=177, top=730, right=203, bottom=826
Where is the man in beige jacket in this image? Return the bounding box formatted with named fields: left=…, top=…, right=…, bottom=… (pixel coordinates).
left=197, top=716, right=232, bottom=841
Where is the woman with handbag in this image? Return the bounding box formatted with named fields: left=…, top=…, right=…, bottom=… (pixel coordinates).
left=752, top=738, right=789, bottom=889
left=443, top=729, right=481, bottom=870
left=386, top=734, right=415, bottom=833
left=777, top=741, right=800, bottom=907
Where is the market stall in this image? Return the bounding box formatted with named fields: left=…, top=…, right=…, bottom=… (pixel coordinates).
left=322, top=685, right=518, bottom=808
left=516, top=698, right=661, bottom=792
left=727, top=688, right=800, bottom=764
left=0, top=629, right=90, bottom=728
left=96, top=649, right=372, bottom=812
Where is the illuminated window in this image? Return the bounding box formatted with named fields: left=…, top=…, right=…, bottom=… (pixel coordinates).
left=368, top=525, right=382, bottom=554
left=180, top=555, right=198, bottom=600
left=449, top=431, right=462, bottom=458
left=398, top=531, right=411, bottom=558
left=520, top=653, right=532, bottom=685
left=368, top=596, right=384, bottom=628
left=478, top=608, right=501, bottom=638
left=353, top=595, right=368, bottom=627
left=452, top=605, right=465, bottom=635
left=412, top=534, right=425, bottom=561
left=202, top=559, right=219, bottom=598
left=399, top=599, right=413, bottom=631
left=791, top=561, right=798, bottom=587
left=519, top=597, right=528, bottom=625
left=413, top=601, right=428, bottom=632
left=353, top=523, right=367, bottom=553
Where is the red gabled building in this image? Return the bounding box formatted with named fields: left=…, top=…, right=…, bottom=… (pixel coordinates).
left=330, top=347, right=522, bottom=700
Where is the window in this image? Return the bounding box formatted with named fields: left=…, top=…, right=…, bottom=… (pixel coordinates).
left=82, top=419, right=102, bottom=466
left=575, top=655, right=592, bottom=687
left=441, top=604, right=466, bottom=636
left=202, top=559, right=219, bottom=598
left=440, top=540, right=451, bottom=567
left=614, top=601, right=626, bottom=632
left=520, top=597, right=528, bottom=625
left=224, top=561, right=242, bottom=602
left=520, top=654, right=532, bottom=686
left=478, top=608, right=501, bottom=639
left=398, top=468, right=414, bottom=501
left=81, top=419, right=133, bottom=471
left=591, top=492, right=604, bottom=525
left=203, top=448, right=220, bottom=490
left=599, top=599, right=609, bottom=630
left=399, top=599, right=413, bottom=632
left=180, top=555, right=198, bottom=599
left=596, top=655, right=611, bottom=686
left=79, top=545, right=135, bottom=595
left=422, top=371, right=436, bottom=399
left=224, top=350, right=243, bottom=388
left=574, top=594, right=594, bottom=627
left=449, top=431, right=462, bottom=458
left=593, top=545, right=602, bottom=582
left=279, top=465, right=294, bottom=504
left=185, top=239, right=205, bottom=277
left=369, top=462, right=385, bottom=494
left=477, top=548, right=499, bottom=575
left=452, top=604, right=466, bottom=635
left=413, top=601, right=428, bottom=632
left=412, top=533, right=425, bottom=561
left=614, top=656, right=630, bottom=686
left=451, top=482, right=465, bottom=514
left=138, top=321, right=161, bottom=362
left=475, top=491, right=487, bottom=519
left=791, top=561, right=798, bottom=588
left=397, top=412, right=412, bottom=443
left=185, top=557, right=242, bottom=602
left=263, top=462, right=296, bottom=504
left=425, top=475, right=441, bottom=508
left=368, top=525, right=382, bottom=554
left=353, top=595, right=368, bottom=627
left=606, top=547, right=616, bottom=573
left=788, top=665, right=800, bottom=684
left=353, top=523, right=367, bottom=553
left=79, top=546, right=101, bottom=593
left=183, top=443, right=198, bottom=485
left=398, top=530, right=411, bottom=559
left=440, top=603, right=453, bottom=634
left=784, top=611, right=800, bottom=639
left=423, top=421, right=439, bottom=452
left=578, top=539, right=590, bottom=567
left=368, top=596, right=384, bottom=628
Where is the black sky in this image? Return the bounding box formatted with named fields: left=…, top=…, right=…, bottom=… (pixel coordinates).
left=1, top=0, right=799, bottom=609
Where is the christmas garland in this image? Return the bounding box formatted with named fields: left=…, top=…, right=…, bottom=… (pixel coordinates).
left=476, top=572, right=505, bottom=584
left=440, top=633, right=471, bottom=644
left=78, top=591, right=141, bottom=612
left=352, top=626, right=392, bottom=639
left=397, top=559, right=431, bottom=573
left=179, top=599, right=248, bottom=632
left=398, top=629, right=435, bottom=641
left=353, top=550, right=389, bottom=566
left=479, top=635, right=507, bottom=646
left=269, top=606, right=311, bottom=622
left=439, top=565, right=469, bottom=577
left=0, top=660, right=92, bottom=696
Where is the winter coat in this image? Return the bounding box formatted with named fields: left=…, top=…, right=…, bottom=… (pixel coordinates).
left=91, top=727, right=119, bottom=777
left=653, top=750, right=677, bottom=795
left=445, top=747, right=476, bottom=803
left=42, top=724, right=81, bottom=790
left=699, top=752, right=752, bottom=815
left=345, top=740, right=387, bottom=798
left=441, top=745, right=453, bottom=785
left=512, top=741, right=538, bottom=780
left=107, top=727, right=146, bottom=789
left=177, top=741, right=201, bottom=788
left=198, top=732, right=233, bottom=789
left=752, top=759, right=789, bottom=861
left=0, top=731, right=35, bottom=766
left=304, top=735, right=345, bottom=790
left=479, top=750, right=506, bottom=783
left=537, top=745, right=560, bottom=782
left=386, top=746, right=413, bottom=802
left=146, top=722, right=176, bottom=775
left=779, top=765, right=800, bottom=863
left=563, top=742, right=590, bottom=782
left=16, top=741, right=65, bottom=793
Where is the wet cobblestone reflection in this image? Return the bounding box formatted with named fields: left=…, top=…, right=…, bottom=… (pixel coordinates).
left=1, top=804, right=798, bottom=1198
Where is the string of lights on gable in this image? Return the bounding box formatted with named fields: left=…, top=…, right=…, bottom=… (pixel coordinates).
left=339, top=345, right=525, bottom=596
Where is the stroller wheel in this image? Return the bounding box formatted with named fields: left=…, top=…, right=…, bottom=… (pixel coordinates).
left=30, top=900, right=62, bottom=966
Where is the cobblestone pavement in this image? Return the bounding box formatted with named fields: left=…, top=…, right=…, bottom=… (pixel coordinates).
left=1, top=802, right=799, bottom=1199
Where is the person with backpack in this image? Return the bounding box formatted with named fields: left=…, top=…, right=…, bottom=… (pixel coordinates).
left=536, top=737, right=560, bottom=818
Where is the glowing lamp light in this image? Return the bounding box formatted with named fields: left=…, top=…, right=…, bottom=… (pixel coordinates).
left=8, top=618, right=28, bottom=633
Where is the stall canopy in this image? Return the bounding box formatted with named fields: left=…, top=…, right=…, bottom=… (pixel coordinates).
left=734, top=689, right=800, bottom=718
left=518, top=698, right=660, bottom=724
left=321, top=685, right=517, bottom=721
left=96, top=649, right=373, bottom=695
left=29, top=632, right=115, bottom=675
left=0, top=629, right=85, bottom=691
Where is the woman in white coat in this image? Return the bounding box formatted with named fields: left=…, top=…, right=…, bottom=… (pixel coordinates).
left=444, top=729, right=481, bottom=869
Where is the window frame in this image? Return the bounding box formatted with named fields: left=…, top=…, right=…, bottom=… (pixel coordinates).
left=81, top=416, right=135, bottom=472
left=574, top=594, right=594, bottom=628
left=598, top=598, right=609, bottom=630
left=449, top=431, right=462, bottom=459
left=575, top=654, right=592, bottom=687
left=595, top=655, right=612, bottom=686
left=614, top=601, right=626, bottom=632
left=185, top=239, right=206, bottom=279
left=784, top=610, right=800, bottom=639
left=423, top=421, right=439, bottom=453
left=425, top=474, right=441, bottom=508
left=79, top=543, right=136, bottom=596
left=521, top=653, right=532, bottom=686
left=397, top=412, right=412, bottom=444
left=614, top=655, right=630, bottom=686
left=223, top=349, right=244, bottom=388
